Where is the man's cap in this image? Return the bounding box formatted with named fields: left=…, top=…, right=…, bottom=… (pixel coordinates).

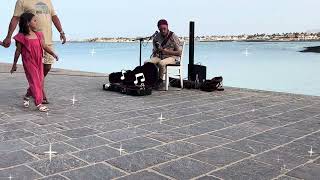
left=157, top=19, right=168, bottom=27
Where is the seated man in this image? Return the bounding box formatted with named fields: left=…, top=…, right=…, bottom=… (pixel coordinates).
left=146, top=19, right=182, bottom=89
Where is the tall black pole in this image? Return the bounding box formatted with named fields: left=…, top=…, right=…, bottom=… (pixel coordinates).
left=139, top=39, right=142, bottom=66
left=188, top=21, right=195, bottom=80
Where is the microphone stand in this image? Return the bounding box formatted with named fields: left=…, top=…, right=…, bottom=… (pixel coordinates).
left=137, top=31, right=158, bottom=66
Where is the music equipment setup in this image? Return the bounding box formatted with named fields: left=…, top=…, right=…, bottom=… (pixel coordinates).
left=103, top=21, right=223, bottom=96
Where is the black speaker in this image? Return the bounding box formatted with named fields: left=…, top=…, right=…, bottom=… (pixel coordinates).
left=188, top=64, right=206, bottom=82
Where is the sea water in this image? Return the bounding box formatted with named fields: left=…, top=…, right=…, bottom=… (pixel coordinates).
left=1, top=41, right=319, bottom=96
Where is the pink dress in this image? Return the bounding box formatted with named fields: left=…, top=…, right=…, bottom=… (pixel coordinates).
left=14, top=32, right=44, bottom=106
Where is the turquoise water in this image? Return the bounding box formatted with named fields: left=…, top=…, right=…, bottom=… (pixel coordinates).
left=1, top=41, right=320, bottom=96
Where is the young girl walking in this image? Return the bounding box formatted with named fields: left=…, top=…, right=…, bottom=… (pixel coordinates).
left=10, top=12, right=58, bottom=112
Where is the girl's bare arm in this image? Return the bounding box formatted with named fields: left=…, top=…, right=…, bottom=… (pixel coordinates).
left=44, top=44, right=58, bottom=60
left=13, top=42, right=21, bottom=64
left=11, top=42, right=21, bottom=73
left=40, top=37, right=58, bottom=60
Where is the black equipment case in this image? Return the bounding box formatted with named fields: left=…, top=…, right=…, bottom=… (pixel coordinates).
left=103, top=63, right=158, bottom=96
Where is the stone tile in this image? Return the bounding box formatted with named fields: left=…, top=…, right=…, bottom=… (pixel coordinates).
left=31, top=115, right=77, bottom=125
left=65, top=135, right=112, bottom=149
left=248, top=132, right=295, bottom=145
left=271, top=114, right=305, bottom=124
left=0, top=139, right=31, bottom=152
left=123, top=115, right=161, bottom=126
left=23, top=133, right=69, bottom=146
left=136, top=108, right=165, bottom=116
left=57, top=117, right=101, bottom=129
left=2, top=114, right=43, bottom=123
left=184, top=134, right=232, bottom=148
left=0, top=129, right=34, bottom=142
left=286, top=163, right=320, bottom=180
left=268, top=127, right=311, bottom=138
left=62, top=163, right=125, bottom=180
left=95, top=111, right=141, bottom=122
left=0, top=121, right=38, bottom=131
left=36, top=111, right=69, bottom=118
left=209, top=126, right=257, bottom=141
left=153, top=157, right=216, bottom=179
left=66, top=111, right=100, bottom=119
left=118, top=170, right=169, bottom=180
left=253, top=150, right=309, bottom=170
left=147, top=131, right=189, bottom=143
left=175, top=108, right=204, bottom=117
left=211, top=159, right=281, bottom=180
left=73, top=145, right=121, bottom=163
left=224, top=139, right=276, bottom=154
left=196, top=175, right=221, bottom=180
left=0, top=106, right=19, bottom=114
left=0, top=165, right=42, bottom=180
left=277, top=142, right=320, bottom=159
left=165, top=113, right=215, bottom=126
left=195, top=120, right=233, bottom=131
left=25, top=124, right=69, bottom=135
left=217, top=112, right=262, bottom=125
left=285, top=118, right=320, bottom=132
left=260, top=104, right=305, bottom=117
left=293, top=134, right=320, bottom=149
left=90, top=121, right=129, bottom=132
left=275, top=175, right=301, bottom=180
left=138, top=122, right=176, bottom=133
left=98, top=127, right=150, bottom=142
left=163, top=116, right=198, bottom=127
left=240, top=121, right=274, bottom=132
left=197, top=112, right=220, bottom=121
left=58, top=127, right=100, bottom=138
left=279, top=109, right=316, bottom=122
left=39, top=174, right=68, bottom=180
left=109, top=137, right=162, bottom=153
left=25, top=142, right=78, bottom=159
left=293, top=107, right=320, bottom=117
left=308, top=131, right=320, bottom=140
left=2, top=67, right=320, bottom=179
left=0, top=150, right=38, bottom=168
left=190, top=147, right=251, bottom=167
left=156, top=141, right=206, bottom=156
left=252, top=116, right=290, bottom=128
left=29, top=154, right=88, bottom=176
left=173, top=125, right=213, bottom=136
left=0, top=119, right=6, bottom=125
left=107, top=149, right=176, bottom=173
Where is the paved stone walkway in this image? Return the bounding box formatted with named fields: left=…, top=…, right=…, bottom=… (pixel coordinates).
left=0, top=68, right=320, bottom=180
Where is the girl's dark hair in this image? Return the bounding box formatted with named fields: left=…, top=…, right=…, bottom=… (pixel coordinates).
left=19, top=12, right=35, bottom=35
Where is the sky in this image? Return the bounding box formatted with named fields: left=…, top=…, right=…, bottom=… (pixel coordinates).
left=0, top=0, right=319, bottom=40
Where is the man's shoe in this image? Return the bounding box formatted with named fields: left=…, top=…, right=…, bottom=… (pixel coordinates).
left=155, top=80, right=165, bottom=90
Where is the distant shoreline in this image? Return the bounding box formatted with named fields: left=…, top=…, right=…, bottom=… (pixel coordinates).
left=200, top=40, right=320, bottom=43
left=65, top=32, right=320, bottom=43
left=62, top=40, right=320, bottom=43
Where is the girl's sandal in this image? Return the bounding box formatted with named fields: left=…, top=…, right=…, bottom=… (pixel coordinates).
left=37, top=104, right=49, bottom=112
left=42, top=99, right=50, bottom=104
left=23, top=96, right=30, bottom=108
